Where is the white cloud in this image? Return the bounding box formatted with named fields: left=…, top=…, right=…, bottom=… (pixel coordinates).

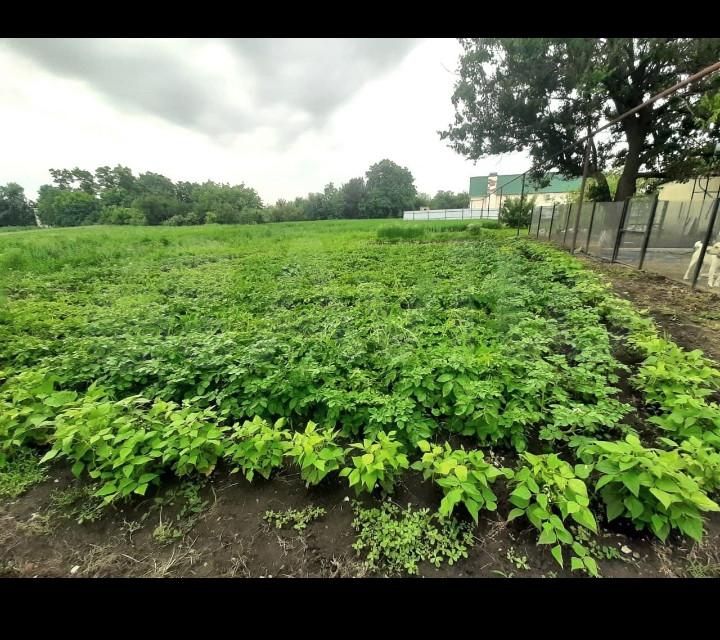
left=0, top=38, right=530, bottom=204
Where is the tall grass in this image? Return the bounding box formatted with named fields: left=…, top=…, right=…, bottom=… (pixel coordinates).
left=0, top=220, right=392, bottom=279
left=376, top=226, right=428, bottom=242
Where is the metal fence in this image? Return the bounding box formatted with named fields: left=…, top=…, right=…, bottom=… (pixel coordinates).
left=529, top=197, right=720, bottom=292
left=403, top=208, right=499, bottom=221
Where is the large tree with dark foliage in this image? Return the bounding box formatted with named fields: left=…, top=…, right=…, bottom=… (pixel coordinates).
left=0, top=183, right=36, bottom=226
left=340, top=177, right=367, bottom=218
left=361, top=159, right=417, bottom=218
left=430, top=190, right=470, bottom=209
left=442, top=38, right=720, bottom=201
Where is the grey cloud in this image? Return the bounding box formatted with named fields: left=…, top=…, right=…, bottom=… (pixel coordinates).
left=4, top=38, right=419, bottom=141
left=225, top=38, right=419, bottom=121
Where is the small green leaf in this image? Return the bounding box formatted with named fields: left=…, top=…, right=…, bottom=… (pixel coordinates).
left=571, top=508, right=598, bottom=533
left=649, top=488, right=676, bottom=510
left=574, top=464, right=592, bottom=479
left=538, top=524, right=557, bottom=545
left=40, top=449, right=59, bottom=463
left=95, top=483, right=118, bottom=498
left=507, top=507, right=525, bottom=522
left=550, top=544, right=564, bottom=568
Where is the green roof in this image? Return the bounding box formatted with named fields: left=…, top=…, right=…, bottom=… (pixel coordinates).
left=469, top=173, right=583, bottom=197
left=469, top=176, right=488, bottom=198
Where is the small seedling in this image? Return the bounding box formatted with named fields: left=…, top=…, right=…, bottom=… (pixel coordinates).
left=506, top=547, right=530, bottom=571
left=263, top=506, right=327, bottom=532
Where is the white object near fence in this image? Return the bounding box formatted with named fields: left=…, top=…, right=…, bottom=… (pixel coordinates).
left=403, top=208, right=500, bottom=221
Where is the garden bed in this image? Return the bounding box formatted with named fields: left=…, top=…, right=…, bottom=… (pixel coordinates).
left=1, top=221, right=719, bottom=578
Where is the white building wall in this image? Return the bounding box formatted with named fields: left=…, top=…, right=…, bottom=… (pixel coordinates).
left=471, top=191, right=571, bottom=210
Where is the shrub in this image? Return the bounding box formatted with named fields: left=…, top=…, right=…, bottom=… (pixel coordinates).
left=576, top=434, right=720, bottom=542
left=499, top=197, right=535, bottom=227
left=99, top=206, right=146, bottom=225
left=633, top=338, right=720, bottom=447
left=284, top=421, right=345, bottom=486
left=225, top=416, right=288, bottom=481
left=412, top=440, right=512, bottom=523
left=162, top=212, right=202, bottom=226
left=238, top=209, right=263, bottom=225
left=0, top=369, right=81, bottom=459
left=660, top=436, right=720, bottom=496
left=507, top=452, right=599, bottom=576
left=340, top=430, right=409, bottom=495
left=42, top=397, right=226, bottom=504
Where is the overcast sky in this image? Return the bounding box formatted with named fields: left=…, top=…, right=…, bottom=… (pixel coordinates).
left=0, top=38, right=529, bottom=203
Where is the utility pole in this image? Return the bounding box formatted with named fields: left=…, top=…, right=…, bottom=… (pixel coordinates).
left=571, top=127, right=593, bottom=253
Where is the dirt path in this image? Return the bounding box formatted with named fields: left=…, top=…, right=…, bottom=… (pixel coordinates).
left=577, top=255, right=720, bottom=363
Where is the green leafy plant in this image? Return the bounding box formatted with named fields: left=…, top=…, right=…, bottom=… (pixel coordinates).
left=350, top=500, right=474, bottom=576
left=263, top=505, right=327, bottom=532
left=576, top=434, right=720, bottom=543
left=633, top=338, right=720, bottom=447
left=41, top=396, right=226, bottom=503
left=285, top=421, right=345, bottom=487
left=48, top=485, right=106, bottom=525
left=149, top=481, right=209, bottom=544
left=506, top=547, right=530, bottom=571
left=0, top=369, right=82, bottom=458
left=659, top=436, right=720, bottom=496
left=499, top=197, right=535, bottom=228
left=226, top=416, right=289, bottom=481
left=340, top=430, right=409, bottom=495
left=411, top=440, right=511, bottom=523
left=507, top=452, right=599, bottom=577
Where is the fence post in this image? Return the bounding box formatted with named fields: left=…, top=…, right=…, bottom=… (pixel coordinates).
left=611, top=198, right=631, bottom=263
left=638, top=195, right=660, bottom=271
left=692, top=198, right=720, bottom=289
left=536, top=206, right=543, bottom=238
left=584, top=201, right=597, bottom=254
left=547, top=203, right=557, bottom=241
left=523, top=200, right=531, bottom=237
left=563, top=204, right=573, bottom=248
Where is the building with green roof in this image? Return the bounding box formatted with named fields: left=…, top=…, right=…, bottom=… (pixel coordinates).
left=469, top=173, right=583, bottom=210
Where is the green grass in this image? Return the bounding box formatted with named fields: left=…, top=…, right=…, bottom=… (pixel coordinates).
left=0, top=226, right=41, bottom=235
left=0, top=450, right=48, bottom=499
left=377, top=225, right=428, bottom=241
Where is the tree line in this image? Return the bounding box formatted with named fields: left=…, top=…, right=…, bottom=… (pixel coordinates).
left=0, top=158, right=469, bottom=227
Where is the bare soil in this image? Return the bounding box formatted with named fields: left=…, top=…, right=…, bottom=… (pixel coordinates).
left=2, top=459, right=718, bottom=578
